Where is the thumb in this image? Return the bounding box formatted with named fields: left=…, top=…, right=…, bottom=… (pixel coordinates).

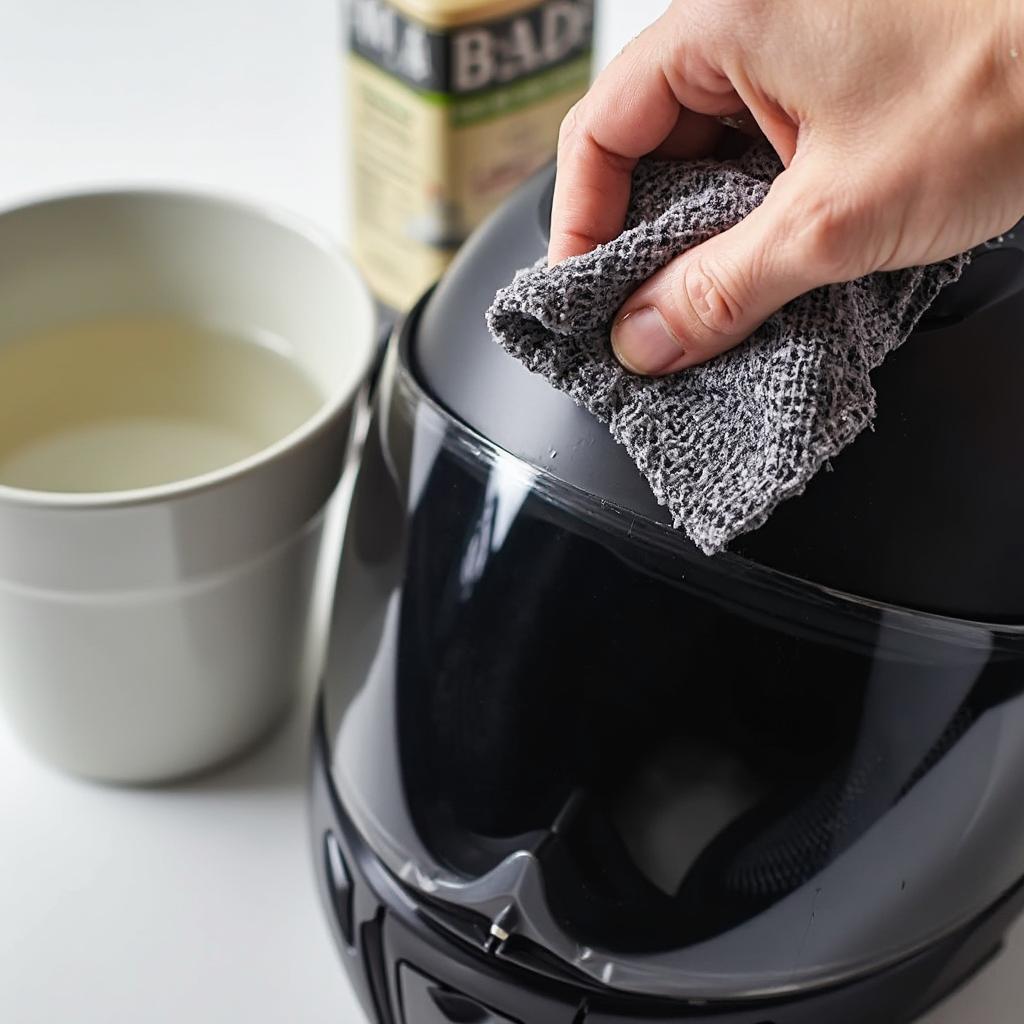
left=611, top=163, right=844, bottom=375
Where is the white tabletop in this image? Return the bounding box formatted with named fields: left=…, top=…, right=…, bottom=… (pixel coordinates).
left=1, top=2, right=1021, bottom=1022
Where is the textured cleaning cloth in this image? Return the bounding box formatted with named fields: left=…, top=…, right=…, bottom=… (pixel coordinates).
left=487, top=144, right=967, bottom=555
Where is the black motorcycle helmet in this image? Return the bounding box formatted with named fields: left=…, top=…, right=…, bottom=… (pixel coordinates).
left=310, top=165, right=1024, bottom=1024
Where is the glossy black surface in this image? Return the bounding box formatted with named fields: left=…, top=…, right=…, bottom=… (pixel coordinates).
left=312, top=704, right=1024, bottom=1023
left=321, top=335, right=1024, bottom=999
left=414, top=164, right=1024, bottom=621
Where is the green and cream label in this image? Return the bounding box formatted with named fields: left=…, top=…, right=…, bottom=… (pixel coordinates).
left=348, top=0, right=594, bottom=310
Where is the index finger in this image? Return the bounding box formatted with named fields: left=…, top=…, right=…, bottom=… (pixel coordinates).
left=548, top=26, right=683, bottom=265
left=548, top=18, right=743, bottom=265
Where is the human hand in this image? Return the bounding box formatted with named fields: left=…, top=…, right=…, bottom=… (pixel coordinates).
left=550, top=0, right=1024, bottom=375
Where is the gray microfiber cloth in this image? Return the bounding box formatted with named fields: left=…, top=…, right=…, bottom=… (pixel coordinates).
left=487, top=143, right=968, bottom=554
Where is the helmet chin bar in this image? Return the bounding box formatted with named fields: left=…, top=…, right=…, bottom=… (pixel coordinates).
left=312, top=700, right=1024, bottom=1024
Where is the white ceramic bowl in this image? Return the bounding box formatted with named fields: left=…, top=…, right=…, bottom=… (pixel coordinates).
left=0, top=190, right=375, bottom=782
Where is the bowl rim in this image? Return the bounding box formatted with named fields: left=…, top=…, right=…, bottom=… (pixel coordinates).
left=0, top=186, right=377, bottom=511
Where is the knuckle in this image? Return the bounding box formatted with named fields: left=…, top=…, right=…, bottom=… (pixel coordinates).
left=556, top=101, right=637, bottom=178
left=557, top=102, right=583, bottom=151
left=675, top=258, right=747, bottom=345
left=792, top=189, right=870, bottom=280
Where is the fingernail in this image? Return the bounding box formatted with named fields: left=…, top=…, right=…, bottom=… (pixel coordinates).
left=611, top=307, right=685, bottom=376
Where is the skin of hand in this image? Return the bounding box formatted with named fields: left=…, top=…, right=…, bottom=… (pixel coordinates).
left=549, top=0, right=1024, bottom=376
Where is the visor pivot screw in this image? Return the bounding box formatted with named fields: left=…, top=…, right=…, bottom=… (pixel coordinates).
left=484, top=905, right=517, bottom=954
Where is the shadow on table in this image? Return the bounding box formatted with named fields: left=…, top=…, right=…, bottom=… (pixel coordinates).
left=163, top=679, right=319, bottom=795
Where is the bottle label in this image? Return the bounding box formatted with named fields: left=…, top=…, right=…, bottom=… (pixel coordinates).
left=347, top=0, right=594, bottom=310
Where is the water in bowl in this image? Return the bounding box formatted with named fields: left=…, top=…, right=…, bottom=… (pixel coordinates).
left=0, top=314, right=324, bottom=493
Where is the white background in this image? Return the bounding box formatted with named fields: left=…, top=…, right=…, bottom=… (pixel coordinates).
left=0, top=2, right=1020, bottom=1022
